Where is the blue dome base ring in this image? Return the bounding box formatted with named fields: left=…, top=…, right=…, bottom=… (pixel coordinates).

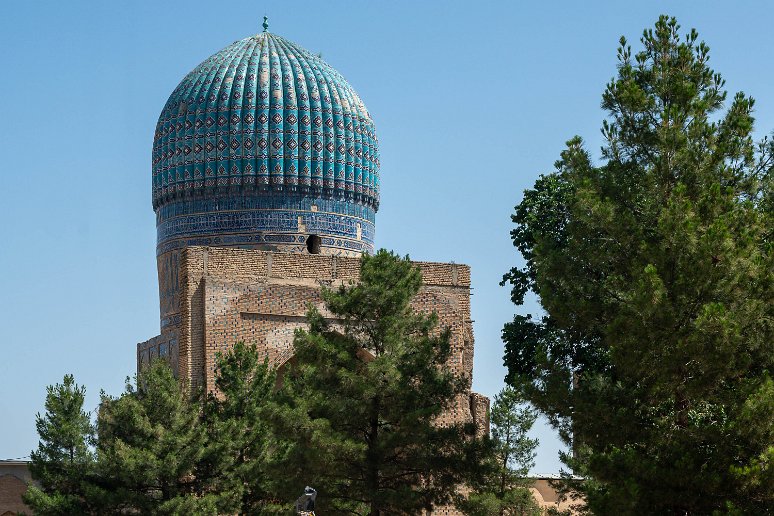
left=156, top=195, right=375, bottom=257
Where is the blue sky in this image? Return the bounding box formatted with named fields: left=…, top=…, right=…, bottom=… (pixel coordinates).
left=1, top=1, right=772, bottom=474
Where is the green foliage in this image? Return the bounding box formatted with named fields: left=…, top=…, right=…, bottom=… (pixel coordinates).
left=490, top=387, right=538, bottom=480
left=458, top=387, right=541, bottom=516
left=273, top=249, right=482, bottom=515
left=205, top=341, right=290, bottom=514
left=91, top=360, right=218, bottom=514
left=502, top=16, right=774, bottom=514
left=28, top=250, right=492, bottom=514
left=24, top=374, right=96, bottom=515
left=31, top=350, right=291, bottom=515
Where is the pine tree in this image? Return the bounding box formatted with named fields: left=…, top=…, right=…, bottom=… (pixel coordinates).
left=273, top=249, right=482, bottom=515
left=92, top=360, right=220, bottom=514
left=24, top=374, right=96, bottom=515
left=502, top=16, right=774, bottom=514
left=204, top=341, right=289, bottom=514
left=459, top=387, right=541, bottom=516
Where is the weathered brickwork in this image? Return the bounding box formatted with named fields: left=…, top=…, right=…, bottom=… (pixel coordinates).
left=167, top=247, right=486, bottom=430
left=136, top=246, right=490, bottom=514
left=143, top=247, right=485, bottom=423
left=0, top=461, right=33, bottom=515
left=470, top=392, right=491, bottom=438
left=137, top=333, right=179, bottom=377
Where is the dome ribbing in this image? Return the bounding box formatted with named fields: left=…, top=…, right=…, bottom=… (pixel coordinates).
left=152, top=31, right=380, bottom=210
left=151, top=30, right=379, bottom=258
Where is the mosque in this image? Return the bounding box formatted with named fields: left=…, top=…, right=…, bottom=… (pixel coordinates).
left=136, top=20, right=490, bottom=435
left=140, top=21, right=489, bottom=514
left=0, top=21, right=575, bottom=515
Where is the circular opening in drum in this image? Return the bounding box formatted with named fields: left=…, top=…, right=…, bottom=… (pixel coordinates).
left=306, top=234, right=321, bottom=254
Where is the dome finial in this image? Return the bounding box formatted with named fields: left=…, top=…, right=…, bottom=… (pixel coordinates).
left=262, top=15, right=269, bottom=32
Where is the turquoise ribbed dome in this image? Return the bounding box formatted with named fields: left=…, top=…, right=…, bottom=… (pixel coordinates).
left=152, top=31, right=380, bottom=210
left=151, top=30, right=379, bottom=258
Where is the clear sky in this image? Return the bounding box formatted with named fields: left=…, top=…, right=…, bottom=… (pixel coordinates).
left=1, top=0, right=772, bottom=474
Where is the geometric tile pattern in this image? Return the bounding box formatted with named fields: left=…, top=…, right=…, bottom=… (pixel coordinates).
left=158, top=209, right=373, bottom=244
left=156, top=232, right=370, bottom=257
left=156, top=195, right=375, bottom=224
left=152, top=31, right=380, bottom=212
left=155, top=195, right=375, bottom=256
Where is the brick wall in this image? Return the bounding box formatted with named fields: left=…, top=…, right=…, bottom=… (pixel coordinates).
left=173, top=247, right=484, bottom=429
left=0, top=462, right=33, bottom=515
left=137, top=333, right=179, bottom=377
left=139, top=246, right=492, bottom=515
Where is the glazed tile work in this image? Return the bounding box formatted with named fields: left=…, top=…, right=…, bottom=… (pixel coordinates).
left=156, top=195, right=375, bottom=256
left=152, top=29, right=379, bottom=256
left=132, top=28, right=491, bottom=515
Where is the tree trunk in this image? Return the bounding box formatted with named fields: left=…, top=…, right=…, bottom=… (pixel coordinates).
left=368, top=395, right=380, bottom=516
left=499, top=428, right=511, bottom=516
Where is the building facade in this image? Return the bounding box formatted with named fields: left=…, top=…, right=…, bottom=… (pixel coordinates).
left=0, top=24, right=585, bottom=516
left=0, top=462, right=32, bottom=516
left=136, top=25, right=490, bottom=514
left=138, top=24, right=489, bottom=431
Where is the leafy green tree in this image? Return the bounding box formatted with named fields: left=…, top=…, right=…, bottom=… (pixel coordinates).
left=203, top=341, right=289, bottom=514
left=459, top=387, right=541, bottom=516
left=273, top=249, right=482, bottom=515
left=92, top=360, right=220, bottom=514
left=502, top=16, right=773, bottom=514
left=24, top=374, right=96, bottom=515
